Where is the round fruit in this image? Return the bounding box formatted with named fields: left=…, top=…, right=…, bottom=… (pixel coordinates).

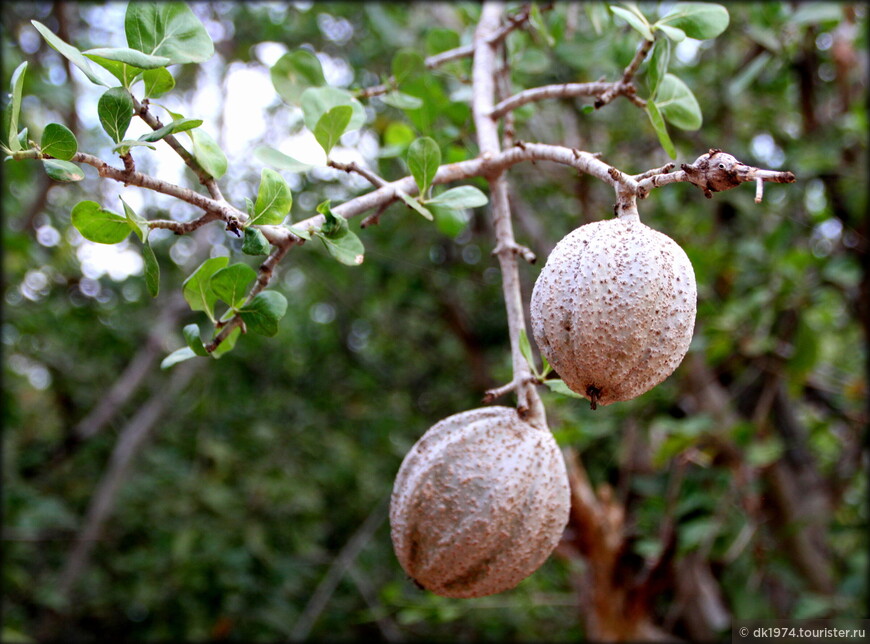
left=530, top=213, right=696, bottom=408
left=390, top=406, right=570, bottom=598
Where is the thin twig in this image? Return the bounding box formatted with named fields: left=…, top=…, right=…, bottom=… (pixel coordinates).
left=328, top=159, right=388, bottom=188
left=595, top=38, right=654, bottom=109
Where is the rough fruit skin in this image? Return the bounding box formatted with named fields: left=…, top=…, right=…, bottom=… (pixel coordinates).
left=390, top=406, right=570, bottom=598
left=530, top=215, right=696, bottom=407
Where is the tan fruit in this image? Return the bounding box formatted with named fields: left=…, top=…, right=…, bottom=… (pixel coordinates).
left=530, top=212, right=696, bottom=408
left=390, top=406, right=570, bottom=598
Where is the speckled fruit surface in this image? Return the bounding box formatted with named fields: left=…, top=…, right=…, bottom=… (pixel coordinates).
left=530, top=215, right=696, bottom=407
left=390, top=406, right=570, bottom=598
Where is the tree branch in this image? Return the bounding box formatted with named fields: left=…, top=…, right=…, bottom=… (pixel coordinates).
left=594, top=38, right=654, bottom=109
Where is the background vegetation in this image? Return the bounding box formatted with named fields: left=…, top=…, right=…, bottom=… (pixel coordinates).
left=2, top=2, right=867, bottom=641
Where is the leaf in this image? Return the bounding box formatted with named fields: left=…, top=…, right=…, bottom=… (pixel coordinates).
left=142, top=241, right=159, bottom=297
left=647, top=38, right=671, bottom=99
left=40, top=123, right=77, bottom=160
left=3, top=62, right=27, bottom=152
left=98, top=87, right=134, bottom=143
left=790, top=3, right=844, bottom=25
left=426, top=185, right=488, bottom=209
left=426, top=28, right=460, bottom=56
left=189, top=129, right=227, bottom=179
left=391, top=49, right=425, bottom=86
left=211, top=326, right=241, bottom=359
left=379, top=91, right=424, bottom=110
left=182, top=256, right=229, bottom=322
left=430, top=204, right=470, bottom=238
left=142, top=67, right=175, bottom=98
left=585, top=4, right=610, bottom=35
left=313, top=105, right=353, bottom=154
left=138, top=118, right=202, bottom=142
left=183, top=324, right=209, bottom=357
left=84, top=54, right=145, bottom=87
left=397, top=190, right=434, bottom=221
left=83, top=47, right=170, bottom=69
left=609, top=6, right=653, bottom=41
left=70, top=200, right=131, bottom=243
left=529, top=3, right=555, bottom=47
left=646, top=101, right=676, bottom=160
left=125, top=2, right=214, bottom=65
left=270, top=50, right=326, bottom=104
left=242, top=227, right=271, bottom=255
left=519, top=329, right=535, bottom=375
left=239, top=291, right=288, bottom=336
left=16, top=127, right=29, bottom=150
left=210, top=263, right=257, bottom=309
left=42, top=159, right=85, bottom=182
left=120, top=196, right=148, bottom=241
left=655, top=23, right=686, bottom=42
left=544, top=379, right=584, bottom=398
left=250, top=168, right=293, bottom=225
left=112, top=140, right=157, bottom=155
left=407, top=137, right=441, bottom=198
left=300, top=87, right=366, bottom=132
left=161, top=346, right=197, bottom=369
left=253, top=146, right=313, bottom=172
left=286, top=225, right=312, bottom=241
left=31, top=21, right=110, bottom=86
left=316, top=231, right=365, bottom=266
left=656, top=3, right=729, bottom=40
left=656, top=73, right=702, bottom=130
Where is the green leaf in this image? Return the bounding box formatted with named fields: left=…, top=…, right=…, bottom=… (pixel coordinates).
left=98, top=87, right=134, bottom=143
left=16, top=127, right=29, bottom=150
left=250, top=168, right=293, bottom=225
left=242, top=227, right=271, bottom=255
left=581, top=104, right=596, bottom=115
left=42, top=159, right=85, bottom=182
left=609, top=6, right=653, bottom=41
left=430, top=204, right=470, bottom=238
left=125, top=2, right=214, bottom=65
left=316, top=231, right=365, bottom=266
left=647, top=38, right=671, bottom=99
left=313, top=105, right=353, bottom=154
left=397, top=190, right=434, bottom=221
left=183, top=323, right=209, bottom=356
left=543, top=379, right=584, bottom=398
left=211, top=326, right=241, bottom=359
left=519, top=329, right=536, bottom=375
left=656, top=73, right=702, bottom=130
left=138, top=118, right=203, bottom=143
left=379, top=91, right=424, bottom=110
left=142, top=241, right=159, bottom=297
left=529, top=3, right=555, bottom=47
left=426, top=28, right=460, bottom=55
left=317, top=200, right=346, bottom=236
left=646, top=101, right=676, bottom=160
left=3, top=62, right=27, bottom=152
left=70, top=201, right=131, bottom=244
left=84, top=54, right=145, bottom=87
left=426, top=185, right=488, bottom=210
left=253, top=146, right=313, bottom=172
left=120, top=196, right=148, bottom=241
left=391, top=49, right=425, bottom=86
left=239, top=291, right=288, bottom=336
left=189, top=129, right=227, bottom=179
left=113, top=140, right=157, bottom=155
left=210, top=263, right=257, bottom=309
left=40, top=123, right=77, bottom=160
left=182, top=256, right=229, bottom=322
left=84, top=47, right=170, bottom=69
left=655, top=23, right=686, bottom=42
left=270, top=50, right=326, bottom=104
left=300, top=87, right=366, bottom=132
left=407, top=137, right=441, bottom=198
left=286, top=225, right=312, bottom=241
left=656, top=3, right=729, bottom=40
left=31, top=21, right=110, bottom=86
left=161, top=346, right=197, bottom=369
left=790, top=3, right=844, bottom=26
left=142, top=67, right=175, bottom=98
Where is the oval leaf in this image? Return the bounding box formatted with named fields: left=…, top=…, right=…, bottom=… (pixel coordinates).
left=647, top=38, right=671, bottom=99
left=253, top=146, right=313, bottom=172
left=397, top=190, right=434, bottom=221
left=70, top=200, right=131, bottom=243
left=121, top=196, right=148, bottom=241
left=242, top=227, right=271, bottom=255
left=656, top=73, right=702, bottom=130
left=300, top=87, right=366, bottom=133
left=391, top=49, right=425, bottom=86
left=139, top=118, right=202, bottom=143
left=313, top=105, right=353, bottom=155
left=31, top=21, right=110, bottom=86
left=43, top=159, right=85, bottom=182
left=609, top=6, right=653, bottom=41
left=316, top=230, right=365, bottom=266
left=98, top=87, right=134, bottom=144
left=189, top=129, right=227, bottom=179
left=407, top=137, right=441, bottom=198
left=161, top=346, right=197, bottom=369
left=125, top=2, right=214, bottom=65
left=210, top=263, right=257, bottom=309
left=83, top=47, right=170, bottom=69
left=270, top=50, right=326, bottom=105
left=379, top=91, right=424, bottom=110
left=655, top=23, right=686, bottom=42
left=182, top=256, right=229, bottom=322
left=656, top=3, right=729, bottom=40
left=142, top=241, right=160, bottom=297
left=251, top=168, right=293, bottom=225
left=84, top=54, right=145, bottom=87
left=239, top=291, right=288, bottom=336
left=3, top=62, right=27, bottom=152
left=142, top=67, right=175, bottom=98
left=40, top=123, right=77, bottom=160
left=426, top=185, right=488, bottom=210
left=183, top=323, right=209, bottom=356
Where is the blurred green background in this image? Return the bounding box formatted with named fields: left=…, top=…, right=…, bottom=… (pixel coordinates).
left=2, top=2, right=867, bottom=641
